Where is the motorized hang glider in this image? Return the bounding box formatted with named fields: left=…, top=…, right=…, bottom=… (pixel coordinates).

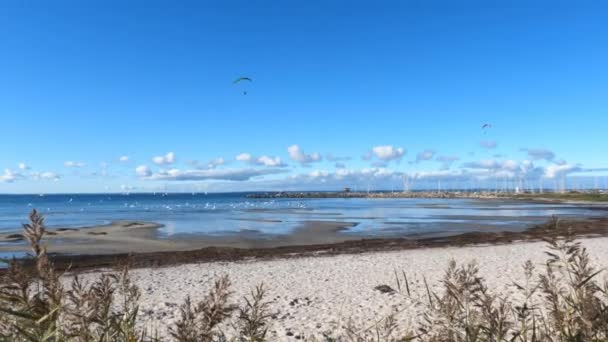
left=233, top=77, right=252, bottom=95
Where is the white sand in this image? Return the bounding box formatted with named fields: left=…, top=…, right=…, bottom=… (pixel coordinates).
left=76, top=237, right=608, bottom=341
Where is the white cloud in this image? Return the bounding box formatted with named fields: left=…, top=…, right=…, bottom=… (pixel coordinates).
left=142, top=167, right=288, bottom=181
left=256, top=155, right=284, bottom=167
left=135, top=165, right=152, bottom=177
left=174, top=160, right=608, bottom=192
left=459, top=158, right=547, bottom=181
left=521, top=148, right=555, bottom=161
left=18, top=163, right=30, bottom=171
left=335, top=168, right=354, bottom=177
left=236, top=153, right=252, bottom=162
left=416, top=150, right=435, bottom=162
left=480, top=140, right=497, bottom=149
left=187, top=158, right=227, bottom=170
left=502, top=159, right=519, bottom=171
left=285, top=167, right=404, bottom=189
left=64, top=161, right=85, bottom=168
left=195, top=167, right=407, bottom=192
left=309, top=170, right=329, bottom=178
left=0, top=169, right=21, bottom=183
left=30, top=171, right=60, bottom=181
left=287, top=145, right=322, bottom=164
left=413, top=169, right=471, bottom=180
left=119, top=156, right=129, bottom=162
left=207, top=157, right=225, bottom=169
left=519, top=160, right=535, bottom=174
left=152, top=152, right=176, bottom=165
left=236, top=153, right=286, bottom=167
left=544, top=163, right=581, bottom=178
left=371, top=145, right=405, bottom=161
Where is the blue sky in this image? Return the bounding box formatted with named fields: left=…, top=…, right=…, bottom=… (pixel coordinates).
left=1, top=0, right=607, bottom=193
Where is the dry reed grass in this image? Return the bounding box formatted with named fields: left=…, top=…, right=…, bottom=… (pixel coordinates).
left=2, top=211, right=607, bottom=341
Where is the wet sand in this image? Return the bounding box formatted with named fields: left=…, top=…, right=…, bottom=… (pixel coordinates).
left=0, top=221, right=172, bottom=255
left=1, top=215, right=606, bottom=272
left=0, top=220, right=362, bottom=255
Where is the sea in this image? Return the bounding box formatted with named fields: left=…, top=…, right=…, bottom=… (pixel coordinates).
left=0, top=192, right=605, bottom=238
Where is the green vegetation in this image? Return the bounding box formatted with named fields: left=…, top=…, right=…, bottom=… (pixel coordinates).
left=2, top=210, right=608, bottom=341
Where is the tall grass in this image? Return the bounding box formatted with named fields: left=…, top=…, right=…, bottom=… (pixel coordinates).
left=0, top=210, right=271, bottom=341
left=411, top=229, right=608, bottom=342
left=1, top=210, right=607, bottom=341
left=0, top=209, right=150, bottom=341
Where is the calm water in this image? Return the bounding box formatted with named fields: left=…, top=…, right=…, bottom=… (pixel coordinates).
left=0, top=193, right=606, bottom=238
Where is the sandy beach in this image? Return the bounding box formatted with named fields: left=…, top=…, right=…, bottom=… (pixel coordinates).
left=72, top=236, right=608, bottom=341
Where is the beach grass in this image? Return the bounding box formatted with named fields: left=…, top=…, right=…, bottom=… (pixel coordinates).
left=2, top=210, right=608, bottom=341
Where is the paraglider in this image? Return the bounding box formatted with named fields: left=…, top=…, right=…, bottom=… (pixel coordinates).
left=233, top=77, right=252, bottom=95
left=482, top=123, right=492, bottom=134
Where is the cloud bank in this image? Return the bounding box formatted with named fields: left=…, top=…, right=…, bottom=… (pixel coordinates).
left=141, top=168, right=288, bottom=181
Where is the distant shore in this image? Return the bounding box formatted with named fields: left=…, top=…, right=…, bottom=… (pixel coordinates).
left=246, top=190, right=608, bottom=202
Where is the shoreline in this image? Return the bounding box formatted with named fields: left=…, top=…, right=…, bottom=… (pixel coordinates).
left=1, top=195, right=607, bottom=271
left=5, top=215, right=607, bottom=272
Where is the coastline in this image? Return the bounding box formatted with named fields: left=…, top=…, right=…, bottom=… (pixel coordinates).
left=1, top=194, right=607, bottom=270
left=3, top=215, right=606, bottom=271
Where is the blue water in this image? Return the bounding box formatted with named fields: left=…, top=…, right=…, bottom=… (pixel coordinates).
left=1, top=193, right=606, bottom=238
